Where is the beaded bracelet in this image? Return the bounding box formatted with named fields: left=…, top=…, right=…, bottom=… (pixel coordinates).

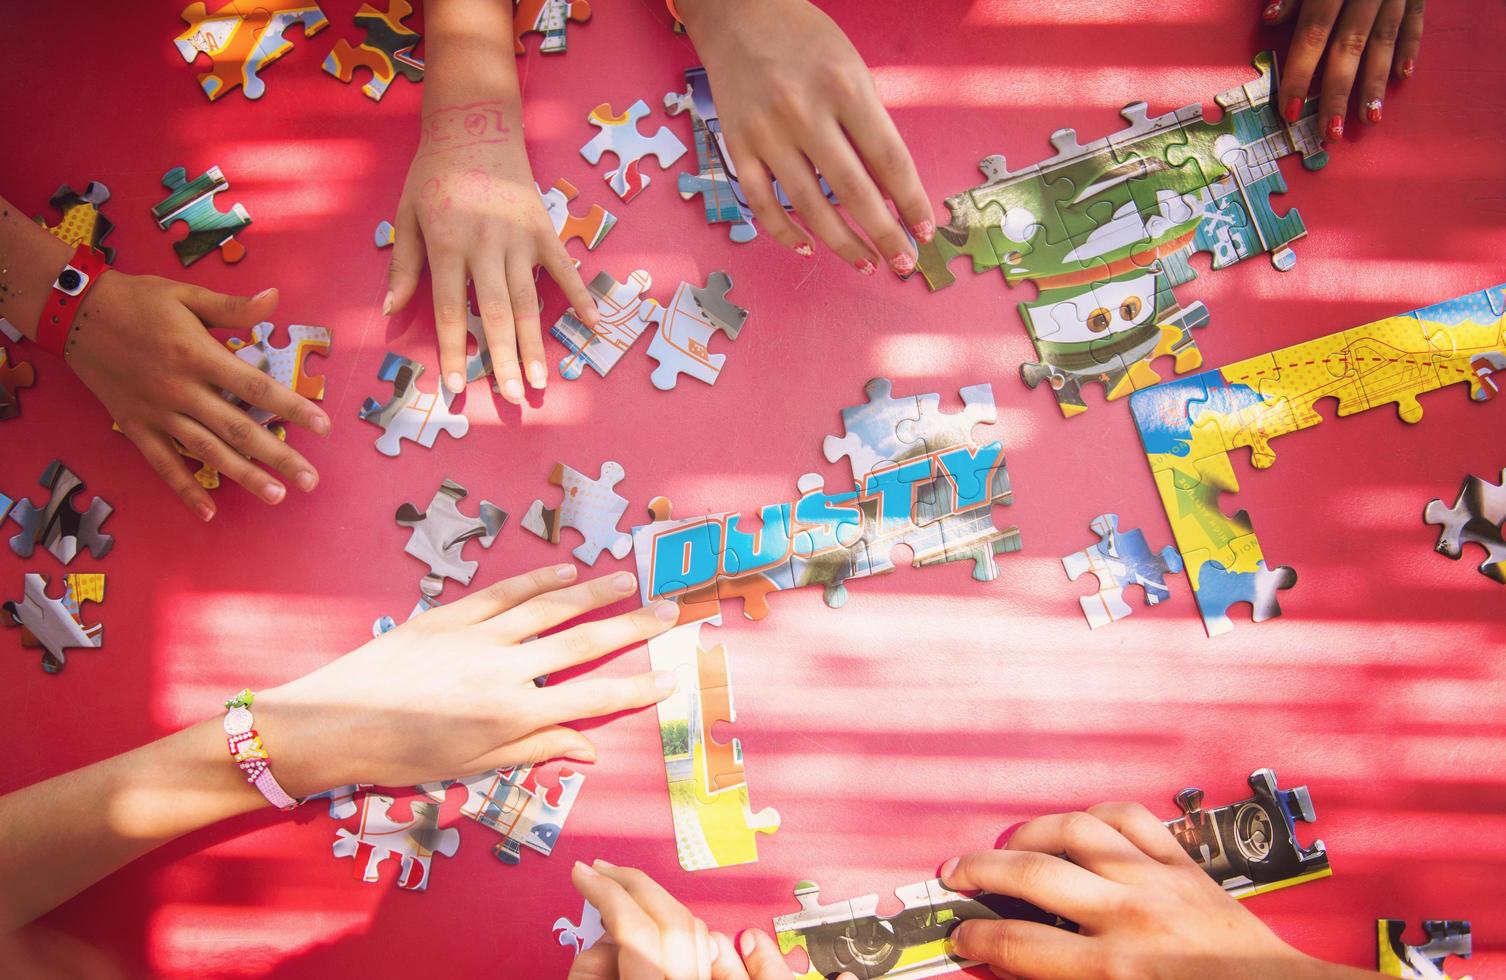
left=223, top=689, right=302, bottom=811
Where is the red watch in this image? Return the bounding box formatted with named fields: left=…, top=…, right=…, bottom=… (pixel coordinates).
left=36, top=243, right=110, bottom=357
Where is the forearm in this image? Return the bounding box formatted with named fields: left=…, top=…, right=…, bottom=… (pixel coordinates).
left=0, top=716, right=262, bottom=929
left=0, top=193, right=74, bottom=341
left=423, top=0, right=522, bottom=117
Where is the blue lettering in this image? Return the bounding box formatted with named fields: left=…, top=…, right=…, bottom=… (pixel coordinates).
left=863, top=457, right=933, bottom=530
left=649, top=520, right=723, bottom=600
left=937, top=442, right=1006, bottom=510
left=725, top=504, right=792, bottom=575
left=793, top=484, right=862, bottom=556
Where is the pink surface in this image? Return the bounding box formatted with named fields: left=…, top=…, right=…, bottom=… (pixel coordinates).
left=2, top=1, right=1504, bottom=977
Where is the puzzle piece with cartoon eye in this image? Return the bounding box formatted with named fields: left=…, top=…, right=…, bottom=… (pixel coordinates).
left=580, top=100, right=687, bottom=203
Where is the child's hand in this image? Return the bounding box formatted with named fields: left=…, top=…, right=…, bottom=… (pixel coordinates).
left=255, top=566, right=680, bottom=796
left=384, top=99, right=599, bottom=404
left=677, top=0, right=933, bottom=277
left=1264, top=0, right=1423, bottom=139
left=941, top=805, right=1372, bottom=980
left=567, top=860, right=804, bottom=980
left=68, top=275, right=330, bottom=521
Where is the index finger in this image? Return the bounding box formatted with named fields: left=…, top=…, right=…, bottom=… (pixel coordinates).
left=940, top=849, right=1125, bottom=926
left=571, top=863, right=662, bottom=980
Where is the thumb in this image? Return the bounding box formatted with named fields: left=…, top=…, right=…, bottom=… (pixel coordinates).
left=384, top=203, right=424, bottom=316
left=179, top=284, right=279, bottom=330
left=469, top=726, right=598, bottom=771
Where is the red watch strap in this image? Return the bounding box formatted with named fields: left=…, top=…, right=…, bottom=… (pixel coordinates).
left=36, top=244, right=109, bottom=357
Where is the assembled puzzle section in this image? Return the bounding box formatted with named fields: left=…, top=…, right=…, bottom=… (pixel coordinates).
left=359, top=352, right=469, bottom=455
left=553, top=269, right=663, bottom=380
left=0, top=349, right=35, bottom=421
left=36, top=182, right=115, bottom=262
left=646, top=271, right=749, bottom=390
left=331, top=792, right=458, bottom=890
left=514, top=0, right=590, bottom=54
left=4, top=573, right=105, bottom=674
left=396, top=477, right=506, bottom=598
left=1424, top=469, right=1506, bottom=584
left=174, top=0, right=329, bottom=101
left=580, top=100, right=687, bottom=203
left=419, top=764, right=582, bottom=864
left=1162, top=768, right=1330, bottom=898
left=914, top=51, right=1328, bottom=418
left=323, top=0, right=423, bottom=101
left=1377, top=919, right=1472, bottom=979
left=665, top=68, right=755, bottom=243
left=8, top=459, right=115, bottom=565
left=774, top=877, right=1062, bottom=980
left=522, top=461, right=633, bottom=565
left=1130, top=282, right=1506, bottom=635
left=151, top=165, right=252, bottom=266
left=1062, top=513, right=1182, bottom=628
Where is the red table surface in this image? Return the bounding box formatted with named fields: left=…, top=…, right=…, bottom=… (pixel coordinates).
left=2, top=1, right=1504, bottom=977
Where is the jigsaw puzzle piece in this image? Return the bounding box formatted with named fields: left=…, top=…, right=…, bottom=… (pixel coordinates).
left=1377, top=919, right=1472, bottom=979
left=307, top=783, right=371, bottom=819
left=554, top=900, right=605, bottom=957
left=358, top=352, right=469, bottom=455
left=514, top=0, right=590, bottom=54
left=822, top=377, right=925, bottom=488
left=553, top=269, right=663, bottom=380
left=396, top=477, right=506, bottom=597
left=176, top=0, right=329, bottom=101
left=1063, top=514, right=1183, bottom=629
left=151, top=165, right=251, bottom=266
left=913, top=191, right=1005, bottom=290
left=666, top=80, right=757, bottom=243
left=646, top=272, right=749, bottom=390
left=0, top=347, right=36, bottom=421
left=372, top=593, right=438, bottom=636
left=8, top=459, right=114, bottom=564
left=422, top=765, right=583, bottom=863
left=322, top=0, right=424, bottom=100
left=3, top=573, right=105, bottom=674
left=1424, top=469, right=1506, bottom=584
left=718, top=504, right=797, bottom=622
left=580, top=100, right=687, bottom=202
left=374, top=219, right=395, bottom=248
left=36, top=182, right=116, bottom=263
left=522, top=460, right=633, bottom=565
left=537, top=178, right=616, bottom=254
left=1190, top=536, right=1297, bottom=636
left=224, top=322, right=331, bottom=425
left=331, top=792, right=458, bottom=890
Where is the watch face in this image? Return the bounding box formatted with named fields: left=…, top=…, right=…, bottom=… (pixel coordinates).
left=55, top=266, right=89, bottom=297
left=223, top=705, right=254, bottom=735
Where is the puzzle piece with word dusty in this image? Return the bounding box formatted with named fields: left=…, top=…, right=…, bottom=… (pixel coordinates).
left=322, top=0, right=423, bottom=101
left=774, top=767, right=1329, bottom=979
left=174, top=0, right=329, bottom=101
left=419, top=764, right=583, bottom=865
left=1377, top=919, right=1472, bottom=979
left=1424, top=468, right=1506, bottom=585
left=4, top=573, right=106, bottom=674
left=914, top=51, right=1327, bottom=418
left=1129, top=283, right=1506, bottom=636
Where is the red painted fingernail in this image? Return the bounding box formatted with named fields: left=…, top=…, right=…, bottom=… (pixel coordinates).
left=1401, top=58, right=1415, bottom=78
left=1325, top=115, right=1344, bottom=141
left=1262, top=0, right=1282, bottom=22
left=888, top=252, right=916, bottom=276
left=1365, top=99, right=1382, bottom=124
left=1282, top=97, right=1303, bottom=123
left=794, top=242, right=813, bottom=258
left=910, top=218, right=935, bottom=244
left=854, top=259, right=876, bottom=277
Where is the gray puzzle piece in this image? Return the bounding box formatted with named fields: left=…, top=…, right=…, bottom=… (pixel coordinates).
left=522, top=461, right=633, bottom=565
left=396, top=478, right=507, bottom=597
left=8, top=459, right=115, bottom=564
left=1424, top=469, right=1506, bottom=583
left=646, top=272, right=750, bottom=390
left=3, top=573, right=105, bottom=673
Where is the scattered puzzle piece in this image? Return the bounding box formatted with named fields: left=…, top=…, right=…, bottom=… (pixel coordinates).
left=374, top=219, right=395, bottom=248
left=420, top=764, right=582, bottom=864
left=322, top=0, right=423, bottom=101
left=3, top=573, right=105, bottom=674
left=580, top=100, right=687, bottom=203
left=537, top=178, right=616, bottom=254
left=1424, top=469, right=1506, bottom=584
left=373, top=593, right=438, bottom=636
left=1062, top=513, right=1183, bottom=628
left=514, top=0, right=590, bottom=54
left=553, top=900, right=604, bottom=956
left=35, top=182, right=115, bottom=263
left=0, top=348, right=36, bottom=421
left=358, top=352, right=469, bottom=455
left=331, top=792, right=458, bottom=890
left=552, top=269, right=663, bottom=380
left=151, top=165, right=252, bottom=266
left=8, top=460, right=114, bottom=564
left=174, top=0, right=330, bottom=101
left=646, top=271, right=749, bottom=390
left=396, top=478, right=506, bottom=598
left=1378, top=920, right=1473, bottom=979
left=522, top=461, right=633, bottom=565
left=307, top=783, right=371, bottom=820
left=225, top=322, right=331, bottom=425
left=665, top=69, right=756, bottom=243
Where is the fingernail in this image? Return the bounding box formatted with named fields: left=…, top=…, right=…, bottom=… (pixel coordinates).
left=948, top=921, right=971, bottom=954
left=574, top=860, right=599, bottom=878
left=710, top=941, right=720, bottom=964
left=910, top=218, right=935, bottom=244
left=593, top=858, right=617, bottom=869
left=794, top=241, right=813, bottom=258
left=653, top=671, right=678, bottom=693
left=938, top=856, right=960, bottom=882
left=527, top=361, right=547, bottom=389
left=262, top=483, right=285, bottom=504
left=888, top=251, right=916, bottom=276
left=381, top=290, right=394, bottom=316
left=446, top=371, right=465, bottom=393
left=1365, top=99, right=1382, bottom=124
left=253, top=287, right=276, bottom=302
left=565, top=746, right=597, bottom=763
left=1325, top=115, right=1344, bottom=141
left=653, top=599, right=679, bottom=621
left=738, top=931, right=757, bottom=958
left=197, top=502, right=215, bottom=523
left=295, top=470, right=316, bottom=492
left=556, top=563, right=577, bottom=580
left=1282, top=96, right=1303, bottom=123
left=854, top=258, right=876, bottom=277
left=612, top=572, right=636, bottom=593
left=1401, top=57, right=1415, bottom=78
left=504, top=378, right=524, bottom=402
left=310, top=414, right=330, bottom=436
left=1261, top=0, right=1282, bottom=22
